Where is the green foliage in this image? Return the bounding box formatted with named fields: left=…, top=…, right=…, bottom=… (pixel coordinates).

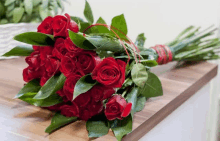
left=15, top=79, right=41, bottom=98
left=45, top=112, right=77, bottom=133
left=86, top=115, right=110, bottom=138
left=2, top=45, right=34, bottom=57
left=135, top=96, right=146, bottom=112
left=73, top=74, right=97, bottom=100
left=84, top=0, right=94, bottom=23
left=68, top=31, right=96, bottom=50
left=0, top=0, right=67, bottom=24
left=110, top=115, right=132, bottom=141
left=126, top=87, right=138, bottom=118
left=135, top=33, right=146, bottom=51
left=34, top=74, right=66, bottom=99
left=138, top=72, right=163, bottom=98
left=111, top=14, right=128, bottom=40
left=131, top=63, right=148, bottom=88
left=14, top=32, right=54, bottom=46
left=18, top=92, right=63, bottom=107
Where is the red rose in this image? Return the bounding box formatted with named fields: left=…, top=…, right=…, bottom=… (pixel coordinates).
left=37, top=16, right=53, bottom=34
left=57, top=89, right=68, bottom=103
left=39, top=46, right=53, bottom=62
left=33, top=46, right=40, bottom=51
left=79, top=108, right=91, bottom=121
left=104, top=95, right=132, bottom=120
left=60, top=102, right=79, bottom=117
left=44, top=57, right=60, bottom=75
left=70, top=51, right=101, bottom=74
left=74, top=92, right=91, bottom=107
left=60, top=55, right=78, bottom=77
left=23, top=67, right=42, bottom=82
left=46, top=103, right=64, bottom=111
left=52, top=38, right=68, bottom=59
left=87, top=101, right=103, bottom=116
left=89, top=85, right=115, bottom=102
left=63, top=74, right=83, bottom=101
left=92, top=57, right=126, bottom=88
left=52, top=14, right=79, bottom=37
left=65, top=37, right=83, bottom=53
left=25, top=51, right=41, bottom=69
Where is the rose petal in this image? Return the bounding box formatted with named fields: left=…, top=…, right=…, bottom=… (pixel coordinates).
left=121, top=103, right=132, bottom=117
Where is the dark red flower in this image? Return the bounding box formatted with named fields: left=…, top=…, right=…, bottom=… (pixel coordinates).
left=52, top=14, right=79, bottom=37
left=104, top=95, right=132, bottom=120
left=74, top=92, right=91, bottom=107
left=92, top=57, right=126, bottom=88
left=87, top=101, right=103, bottom=116
left=60, top=55, right=78, bottom=77
left=39, top=46, right=53, bottom=62
left=64, top=37, right=83, bottom=53
left=89, top=85, right=115, bottom=102
left=25, top=51, right=41, bottom=69
left=60, top=102, right=79, bottom=117
left=63, top=74, right=83, bottom=101
left=37, top=16, right=53, bottom=34
left=52, top=38, right=68, bottom=59
left=79, top=108, right=91, bottom=121
left=23, top=67, right=42, bottom=82
left=57, top=89, right=68, bottom=103
left=70, top=51, right=101, bottom=74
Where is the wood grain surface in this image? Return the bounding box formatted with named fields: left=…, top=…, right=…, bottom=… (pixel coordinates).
left=0, top=58, right=217, bottom=141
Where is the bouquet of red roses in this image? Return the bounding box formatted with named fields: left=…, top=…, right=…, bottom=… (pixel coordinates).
left=3, top=1, right=220, bottom=141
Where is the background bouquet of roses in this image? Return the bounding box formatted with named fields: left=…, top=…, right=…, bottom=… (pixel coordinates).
left=3, top=1, right=220, bottom=141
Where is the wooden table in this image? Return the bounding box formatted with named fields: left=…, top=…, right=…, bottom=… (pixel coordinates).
left=0, top=58, right=217, bottom=141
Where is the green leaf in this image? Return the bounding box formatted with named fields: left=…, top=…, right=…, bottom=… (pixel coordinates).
left=96, top=17, right=110, bottom=33
left=42, top=0, right=49, bottom=8
left=110, top=115, right=132, bottom=141
left=14, top=32, right=54, bottom=46
left=135, top=33, right=146, bottom=51
left=135, top=96, right=146, bottom=112
left=2, top=45, right=34, bottom=57
left=131, top=63, right=148, bottom=88
left=126, top=87, right=138, bottom=118
left=140, top=60, right=158, bottom=67
left=19, top=92, right=63, bottom=107
left=73, top=74, right=97, bottom=100
left=86, top=115, right=109, bottom=138
left=57, top=0, right=64, bottom=11
left=45, top=112, right=77, bottom=133
left=68, top=31, right=96, bottom=50
left=86, top=35, right=124, bottom=52
left=39, top=6, right=51, bottom=20
left=0, top=2, right=5, bottom=17
left=84, top=0, right=94, bottom=23
left=4, top=0, right=15, bottom=6
left=111, top=14, right=128, bottom=40
left=15, top=79, right=41, bottom=98
left=13, top=7, right=25, bottom=23
left=34, top=74, right=66, bottom=99
left=24, top=0, right=33, bottom=15
left=33, top=0, right=41, bottom=7
left=71, top=16, right=85, bottom=24
left=139, top=72, right=163, bottom=98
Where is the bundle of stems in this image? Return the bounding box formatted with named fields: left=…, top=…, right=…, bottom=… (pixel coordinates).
left=166, top=25, right=220, bottom=61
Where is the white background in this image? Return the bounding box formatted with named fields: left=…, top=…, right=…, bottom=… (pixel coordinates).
left=64, top=0, right=220, bottom=46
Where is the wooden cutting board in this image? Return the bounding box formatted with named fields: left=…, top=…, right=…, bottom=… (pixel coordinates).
left=0, top=58, right=217, bottom=141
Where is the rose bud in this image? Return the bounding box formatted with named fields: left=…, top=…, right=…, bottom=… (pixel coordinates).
left=52, top=13, right=79, bottom=37
left=104, top=95, right=132, bottom=120
left=37, top=16, right=53, bottom=34
left=92, top=57, right=126, bottom=88
left=60, top=102, right=79, bottom=117
left=25, top=51, right=41, bottom=69
left=23, top=67, right=42, bottom=82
